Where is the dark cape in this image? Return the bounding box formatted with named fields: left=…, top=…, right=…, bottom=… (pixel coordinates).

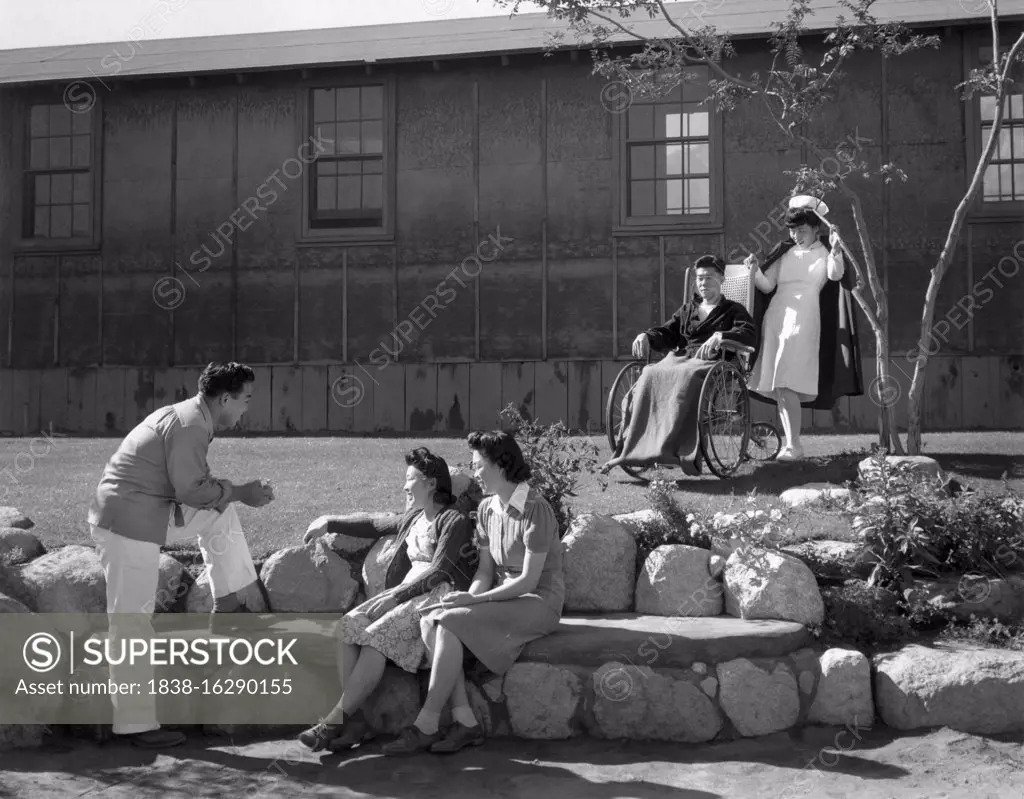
left=749, top=235, right=864, bottom=411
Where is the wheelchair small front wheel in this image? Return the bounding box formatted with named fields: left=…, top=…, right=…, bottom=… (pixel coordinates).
left=746, top=422, right=782, bottom=462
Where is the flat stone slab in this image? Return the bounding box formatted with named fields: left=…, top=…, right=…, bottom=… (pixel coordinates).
left=520, top=613, right=811, bottom=668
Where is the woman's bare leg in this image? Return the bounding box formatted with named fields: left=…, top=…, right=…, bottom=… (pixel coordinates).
left=414, top=625, right=465, bottom=734
left=323, top=644, right=387, bottom=724
left=775, top=389, right=793, bottom=448
left=777, top=388, right=803, bottom=453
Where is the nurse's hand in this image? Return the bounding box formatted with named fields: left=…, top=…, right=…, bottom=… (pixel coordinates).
left=829, top=226, right=842, bottom=250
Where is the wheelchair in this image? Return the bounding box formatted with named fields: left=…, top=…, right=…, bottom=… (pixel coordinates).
left=604, top=262, right=782, bottom=482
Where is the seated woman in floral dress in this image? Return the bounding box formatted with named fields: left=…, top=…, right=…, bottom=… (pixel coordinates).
left=298, top=447, right=477, bottom=752
left=381, top=430, right=565, bottom=756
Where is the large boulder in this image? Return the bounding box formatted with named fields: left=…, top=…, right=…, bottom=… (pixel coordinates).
left=874, top=644, right=1024, bottom=734
left=184, top=570, right=215, bottom=613
left=724, top=547, right=824, bottom=627
left=18, top=545, right=106, bottom=613
left=562, top=514, right=636, bottom=612
left=611, top=509, right=666, bottom=538
left=858, top=455, right=944, bottom=483
left=450, top=469, right=484, bottom=516
left=151, top=553, right=194, bottom=612
left=0, top=508, right=33, bottom=530
left=361, top=535, right=398, bottom=599
left=635, top=545, right=722, bottom=617
left=779, top=483, right=852, bottom=508
left=308, top=512, right=401, bottom=556
left=0, top=591, right=30, bottom=613
left=782, top=540, right=874, bottom=581
left=261, top=539, right=360, bottom=612
left=504, top=663, right=582, bottom=739
left=0, top=725, right=47, bottom=751
left=906, top=575, right=1024, bottom=625
left=0, top=528, right=44, bottom=564
left=590, top=662, right=722, bottom=742
left=365, top=667, right=420, bottom=734
left=717, top=658, right=800, bottom=737
left=807, top=648, right=874, bottom=727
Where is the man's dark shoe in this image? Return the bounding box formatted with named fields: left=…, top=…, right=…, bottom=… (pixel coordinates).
left=381, top=725, right=444, bottom=756
left=120, top=729, right=186, bottom=749
left=429, top=722, right=485, bottom=753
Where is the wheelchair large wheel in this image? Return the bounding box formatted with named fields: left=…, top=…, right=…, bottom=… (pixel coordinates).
left=604, top=360, right=652, bottom=481
left=697, top=361, right=751, bottom=478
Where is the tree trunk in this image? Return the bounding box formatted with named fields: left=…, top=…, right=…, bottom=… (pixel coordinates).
left=904, top=32, right=1023, bottom=455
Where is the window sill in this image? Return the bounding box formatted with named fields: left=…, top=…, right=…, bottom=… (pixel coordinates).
left=296, top=232, right=396, bottom=248
left=613, top=222, right=724, bottom=237
left=12, top=238, right=101, bottom=255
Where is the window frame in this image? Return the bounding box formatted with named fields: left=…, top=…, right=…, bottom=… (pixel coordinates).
left=963, top=26, right=1024, bottom=220
left=297, top=75, right=396, bottom=244
left=612, top=66, right=724, bottom=235
left=13, top=88, right=103, bottom=253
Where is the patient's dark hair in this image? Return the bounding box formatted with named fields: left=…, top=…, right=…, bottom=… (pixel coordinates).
left=467, top=430, right=532, bottom=483
left=784, top=208, right=823, bottom=230
left=694, top=254, right=725, bottom=276
left=198, top=362, right=255, bottom=397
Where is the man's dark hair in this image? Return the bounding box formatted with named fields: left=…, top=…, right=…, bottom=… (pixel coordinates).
left=784, top=208, right=823, bottom=229
left=198, top=362, right=255, bottom=397
left=467, top=430, right=531, bottom=483
left=693, top=254, right=725, bottom=276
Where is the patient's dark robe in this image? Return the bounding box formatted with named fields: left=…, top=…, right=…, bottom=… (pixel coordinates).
left=604, top=297, right=757, bottom=473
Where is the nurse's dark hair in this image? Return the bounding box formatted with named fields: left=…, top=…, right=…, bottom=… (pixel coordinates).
left=784, top=208, right=823, bottom=229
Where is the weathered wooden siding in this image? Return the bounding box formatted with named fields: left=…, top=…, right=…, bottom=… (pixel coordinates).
left=0, top=355, right=1016, bottom=436
left=0, top=29, right=1021, bottom=436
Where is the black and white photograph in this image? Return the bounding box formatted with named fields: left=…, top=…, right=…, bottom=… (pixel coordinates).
left=0, top=0, right=1022, bottom=796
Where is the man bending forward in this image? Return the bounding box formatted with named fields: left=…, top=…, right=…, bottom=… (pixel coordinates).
left=87, top=361, right=274, bottom=748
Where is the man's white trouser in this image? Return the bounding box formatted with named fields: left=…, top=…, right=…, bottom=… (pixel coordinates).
left=89, top=504, right=257, bottom=734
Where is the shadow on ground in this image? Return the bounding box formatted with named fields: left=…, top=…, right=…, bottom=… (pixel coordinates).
left=0, top=725, right=929, bottom=799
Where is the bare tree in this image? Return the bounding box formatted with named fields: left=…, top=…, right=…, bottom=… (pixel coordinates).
left=499, top=0, right=1016, bottom=451
left=904, top=0, right=1023, bottom=454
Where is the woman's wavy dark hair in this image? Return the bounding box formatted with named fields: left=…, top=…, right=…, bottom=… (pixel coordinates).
left=405, top=447, right=456, bottom=507
left=784, top=208, right=823, bottom=230
left=467, top=430, right=531, bottom=483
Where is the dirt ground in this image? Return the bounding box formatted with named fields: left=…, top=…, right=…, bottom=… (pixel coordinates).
left=1, top=726, right=1022, bottom=799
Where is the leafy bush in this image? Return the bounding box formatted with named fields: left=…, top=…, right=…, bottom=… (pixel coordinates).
left=940, top=615, right=1024, bottom=651
left=629, top=470, right=713, bottom=567
left=495, top=402, right=607, bottom=536
left=852, top=447, right=1024, bottom=592
left=818, top=581, right=915, bottom=650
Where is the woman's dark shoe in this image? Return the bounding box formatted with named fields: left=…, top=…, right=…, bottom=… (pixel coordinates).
left=297, top=721, right=345, bottom=752
left=381, top=725, right=444, bottom=756
left=120, top=729, right=186, bottom=749
left=326, top=711, right=376, bottom=751
left=429, top=722, right=485, bottom=753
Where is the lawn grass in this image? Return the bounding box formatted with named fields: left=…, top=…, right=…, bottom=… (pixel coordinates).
left=2, top=431, right=1021, bottom=561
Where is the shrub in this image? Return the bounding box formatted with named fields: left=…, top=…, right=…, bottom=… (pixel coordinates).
left=940, top=616, right=1024, bottom=651
left=818, top=581, right=914, bottom=650
left=628, top=470, right=714, bottom=567
left=493, top=402, right=607, bottom=536
left=852, top=447, right=1024, bottom=592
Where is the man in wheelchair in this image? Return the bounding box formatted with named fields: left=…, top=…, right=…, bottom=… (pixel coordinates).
left=603, top=254, right=758, bottom=476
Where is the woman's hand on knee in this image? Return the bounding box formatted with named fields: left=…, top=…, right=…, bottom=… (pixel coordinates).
left=439, top=591, right=481, bottom=608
